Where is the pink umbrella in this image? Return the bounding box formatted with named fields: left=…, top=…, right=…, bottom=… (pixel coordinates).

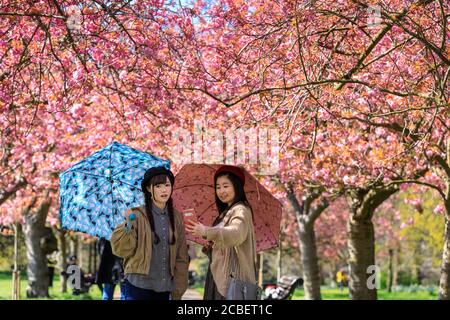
left=172, top=164, right=282, bottom=252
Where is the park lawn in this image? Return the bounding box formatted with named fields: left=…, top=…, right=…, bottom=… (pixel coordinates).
left=193, top=285, right=438, bottom=300
left=0, top=271, right=102, bottom=300
left=2, top=272, right=438, bottom=300
left=292, top=287, right=439, bottom=300
left=191, top=283, right=204, bottom=297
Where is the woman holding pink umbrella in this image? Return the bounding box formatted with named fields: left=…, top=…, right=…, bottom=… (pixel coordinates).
left=186, top=165, right=259, bottom=300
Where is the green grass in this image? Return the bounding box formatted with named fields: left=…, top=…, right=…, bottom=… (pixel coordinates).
left=191, top=283, right=204, bottom=297
left=292, top=288, right=349, bottom=300
left=193, top=283, right=438, bottom=300
left=291, top=287, right=439, bottom=300
left=1, top=271, right=439, bottom=300
left=0, top=271, right=102, bottom=300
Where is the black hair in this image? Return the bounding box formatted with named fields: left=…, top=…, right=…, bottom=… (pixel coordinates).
left=142, top=174, right=176, bottom=245
left=214, top=172, right=253, bottom=225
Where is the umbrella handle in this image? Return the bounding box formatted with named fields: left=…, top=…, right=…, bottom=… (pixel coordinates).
left=125, top=213, right=136, bottom=233
left=256, top=182, right=261, bottom=201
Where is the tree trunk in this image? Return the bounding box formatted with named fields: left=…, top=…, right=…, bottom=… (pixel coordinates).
left=299, top=222, right=322, bottom=300
left=257, top=253, right=263, bottom=287
left=388, top=249, right=394, bottom=293
left=347, top=215, right=377, bottom=300
left=286, top=188, right=328, bottom=300
left=70, top=235, right=78, bottom=257
left=439, top=214, right=450, bottom=299
left=23, top=200, right=51, bottom=298
left=93, top=239, right=98, bottom=273
left=12, top=223, right=21, bottom=300
left=329, top=261, right=337, bottom=287
left=277, top=237, right=283, bottom=282
left=57, top=229, right=68, bottom=293
left=88, top=242, right=93, bottom=274
left=393, top=247, right=398, bottom=288
left=437, top=136, right=450, bottom=299
left=78, top=239, right=83, bottom=270
left=346, top=186, right=398, bottom=300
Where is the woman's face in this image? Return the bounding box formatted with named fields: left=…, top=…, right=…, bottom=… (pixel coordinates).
left=147, top=177, right=172, bottom=204
left=216, top=175, right=236, bottom=206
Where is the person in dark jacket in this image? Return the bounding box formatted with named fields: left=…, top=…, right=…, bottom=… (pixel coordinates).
left=96, top=238, right=124, bottom=300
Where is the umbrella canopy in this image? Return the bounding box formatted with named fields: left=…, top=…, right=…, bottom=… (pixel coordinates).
left=59, top=141, right=170, bottom=239
left=172, top=164, right=282, bottom=252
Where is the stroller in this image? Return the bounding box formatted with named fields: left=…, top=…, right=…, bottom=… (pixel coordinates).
left=264, top=276, right=303, bottom=300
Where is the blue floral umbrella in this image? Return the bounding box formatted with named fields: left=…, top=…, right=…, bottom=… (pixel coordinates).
left=59, top=141, right=170, bottom=239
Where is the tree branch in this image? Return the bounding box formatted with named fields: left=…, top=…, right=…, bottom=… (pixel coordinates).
left=0, top=178, right=27, bottom=207
left=387, top=179, right=446, bottom=200
left=335, top=9, right=407, bottom=90
left=0, top=12, right=64, bottom=19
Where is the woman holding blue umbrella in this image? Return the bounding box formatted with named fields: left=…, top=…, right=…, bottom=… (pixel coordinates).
left=111, top=167, right=189, bottom=300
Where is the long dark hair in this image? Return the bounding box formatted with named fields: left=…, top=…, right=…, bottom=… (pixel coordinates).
left=142, top=174, right=176, bottom=245
left=214, top=172, right=252, bottom=225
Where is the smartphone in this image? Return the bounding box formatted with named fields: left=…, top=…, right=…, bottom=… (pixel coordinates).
left=183, top=208, right=198, bottom=226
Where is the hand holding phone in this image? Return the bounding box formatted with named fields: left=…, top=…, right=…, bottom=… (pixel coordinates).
left=183, top=208, right=198, bottom=227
